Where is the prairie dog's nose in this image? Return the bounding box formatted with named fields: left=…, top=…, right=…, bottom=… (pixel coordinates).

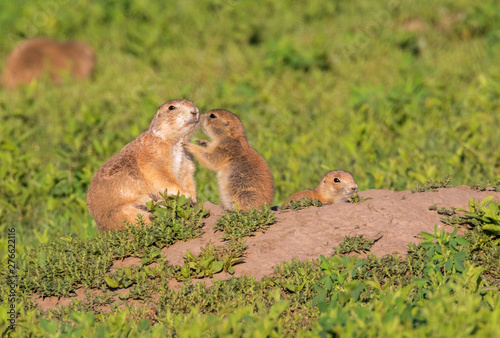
left=352, top=185, right=358, bottom=191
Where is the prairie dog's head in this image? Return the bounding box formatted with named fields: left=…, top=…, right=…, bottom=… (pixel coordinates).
left=317, top=170, right=358, bottom=203
left=201, top=109, right=246, bottom=140
left=149, top=99, right=200, bottom=140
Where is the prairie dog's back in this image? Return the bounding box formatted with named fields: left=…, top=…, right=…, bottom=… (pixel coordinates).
left=2, top=38, right=96, bottom=88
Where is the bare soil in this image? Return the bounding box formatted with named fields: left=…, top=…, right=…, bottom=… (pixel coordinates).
left=34, top=186, right=500, bottom=311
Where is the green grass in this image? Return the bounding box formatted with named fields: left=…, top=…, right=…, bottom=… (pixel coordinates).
left=214, top=204, right=277, bottom=240
left=1, top=0, right=499, bottom=250
left=281, top=197, right=325, bottom=210
left=1, top=0, right=500, bottom=335
left=1, top=212, right=499, bottom=336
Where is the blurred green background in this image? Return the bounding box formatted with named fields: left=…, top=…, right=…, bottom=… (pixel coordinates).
left=0, top=0, right=499, bottom=251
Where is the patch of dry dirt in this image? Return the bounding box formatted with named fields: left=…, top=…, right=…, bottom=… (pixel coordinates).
left=34, top=187, right=500, bottom=310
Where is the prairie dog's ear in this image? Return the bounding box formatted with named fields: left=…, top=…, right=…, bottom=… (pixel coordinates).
left=225, top=121, right=230, bottom=126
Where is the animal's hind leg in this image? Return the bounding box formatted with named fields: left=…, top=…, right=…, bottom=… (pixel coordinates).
left=99, top=205, right=153, bottom=231
left=234, top=190, right=262, bottom=211
left=121, top=204, right=154, bottom=226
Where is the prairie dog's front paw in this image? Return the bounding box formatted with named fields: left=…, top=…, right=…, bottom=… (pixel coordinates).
left=183, top=142, right=195, bottom=151
left=196, top=140, right=209, bottom=147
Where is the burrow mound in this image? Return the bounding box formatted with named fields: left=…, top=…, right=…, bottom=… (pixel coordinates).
left=34, top=186, right=500, bottom=310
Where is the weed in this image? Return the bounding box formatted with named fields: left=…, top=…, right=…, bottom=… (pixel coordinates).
left=335, top=233, right=382, bottom=254
left=437, top=207, right=456, bottom=216
left=430, top=204, right=470, bottom=227
left=2, top=222, right=500, bottom=336
left=440, top=215, right=470, bottom=227
left=4, top=195, right=208, bottom=297
left=281, top=197, right=324, bottom=211
left=464, top=227, right=500, bottom=282
left=312, top=255, right=367, bottom=306
left=470, top=181, right=500, bottom=192
left=459, top=196, right=500, bottom=236
left=213, top=239, right=247, bottom=275
left=419, top=226, right=470, bottom=278
left=411, top=175, right=453, bottom=193
left=470, top=183, right=491, bottom=191
left=348, top=192, right=372, bottom=204
left=214, top=204, right=277, bottom=240
left=177, top=241, right=245, bottom=280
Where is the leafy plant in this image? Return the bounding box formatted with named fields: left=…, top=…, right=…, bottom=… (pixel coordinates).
left=411, top=175, right=453, bottom=193
left=213, top=239, right=247, bottom=275
left=348, top=192, right=372, bottom=204
left=312, top=255, right=367, bottom=306
left=430, top=204, right=470, bottom=227
left=146, top=192, right=210, bottom=230
left=418, top=226, right=470, bottom=279
left=6, top=194, right=208, bottom=297
left=464, top=227, right=500, bottom=281
left=440, top=215, right=470, bottom=227
left=214, top=204, right=277, bottom=240
left=437, top=207, right=456, bottom=216
left=179, top=244, right=225, bottom=280
left=459, top=196, right=500, bottom=236
left=177, top=241, right=245, bottom=280
left=281, top=197, right=324, bottom=210
left=335, top=233, right=382, bottom=254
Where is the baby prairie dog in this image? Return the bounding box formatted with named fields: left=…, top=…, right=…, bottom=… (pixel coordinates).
left=87, top=99, right=200, bottom=231
left=2, top=38, right=96, bottom=89
left=284, top=170, right=358, bottom=205
left=185, top=109, right=274, bottom=211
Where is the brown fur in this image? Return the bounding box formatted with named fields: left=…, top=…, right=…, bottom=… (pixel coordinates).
left=185, top=109, right=274, bottom=211
left=87, top=99, right=200, bottom=231
left=2, top=38, right=96, bottom=89
left=284, top=170, right=358, bottom=205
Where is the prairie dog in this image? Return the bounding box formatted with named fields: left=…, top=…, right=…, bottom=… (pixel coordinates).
left=284, top=170, right=358, bottom=205
left=185, top=109, right=274, bottom=211
left=2, top=38, right=96, bottom=89
left=87, top=99, right=200, bottom=231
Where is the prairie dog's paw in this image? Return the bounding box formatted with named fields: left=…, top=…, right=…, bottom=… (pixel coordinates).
left=195, top=140, right=210, bottom=147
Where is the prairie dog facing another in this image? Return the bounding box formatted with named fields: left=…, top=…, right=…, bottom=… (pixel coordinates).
left=2, top=38, right=96, bottom=89
left=284, top=170, right=358, bottom=205
left=87, top=99, right=200, bottom=231
left=185, top=109, right=274, bottom=211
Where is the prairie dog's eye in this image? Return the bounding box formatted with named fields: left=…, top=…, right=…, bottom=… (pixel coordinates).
left=334, top=178, right=341, bottom=183
left=209, top=113, right=217, bottom=118
left=168, top=105, right=176, bottom=111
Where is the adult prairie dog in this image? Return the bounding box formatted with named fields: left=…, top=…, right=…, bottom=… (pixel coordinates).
left=185, top=109, right=274, bottom=211
left=87, top=99, right=200, bottom=231
left=284, top=170, right=358, bottom=205
left=2, top=38, right=96, bottom=89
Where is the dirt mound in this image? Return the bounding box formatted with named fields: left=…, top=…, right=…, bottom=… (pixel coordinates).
left=34, top=186, right=500, bottom=310
left=163, top=186, right=499, bottom=282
